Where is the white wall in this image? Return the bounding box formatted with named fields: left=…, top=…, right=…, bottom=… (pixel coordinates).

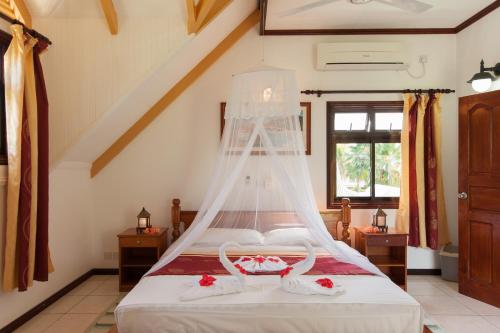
left=457, top=8, right=500, bottom=96
left=89, top=29, right=458, bottom=269
left=0, top=162, right=94, bottom=327
left=34, top=0, right=190, bottom=164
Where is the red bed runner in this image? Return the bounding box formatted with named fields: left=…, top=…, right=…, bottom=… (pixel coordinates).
left=148, top=254, right=371, bottom=277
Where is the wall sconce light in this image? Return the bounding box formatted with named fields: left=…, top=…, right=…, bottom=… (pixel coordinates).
left=467, top=59, right=500, bottom=93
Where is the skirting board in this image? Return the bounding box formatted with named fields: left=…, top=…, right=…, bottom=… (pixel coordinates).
left=408, top=269, right=442, bottom=275
left=2, top=268, right=439, bottom=332
left=0, top=268, right=119, bottom=333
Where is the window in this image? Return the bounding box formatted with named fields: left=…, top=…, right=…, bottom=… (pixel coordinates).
left=0, top=31, right=11, bottom=165
left=327, top=101, right=403, bottom=209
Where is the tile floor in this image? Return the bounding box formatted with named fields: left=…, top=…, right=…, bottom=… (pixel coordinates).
left=12, top=275, right=500, bottom=333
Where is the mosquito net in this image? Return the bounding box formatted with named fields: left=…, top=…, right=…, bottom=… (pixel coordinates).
left=149, top=67, right=382, bottom=276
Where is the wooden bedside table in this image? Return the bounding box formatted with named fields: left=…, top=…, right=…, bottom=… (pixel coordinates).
left=117, top=228, right=168, bottom=292
left=354, top=227, right=408, bottom=290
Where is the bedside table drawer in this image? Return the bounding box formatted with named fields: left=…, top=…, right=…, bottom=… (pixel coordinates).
left=366, top=235, right=406, bottom=247
left=120, top=237, right=159, bottom=248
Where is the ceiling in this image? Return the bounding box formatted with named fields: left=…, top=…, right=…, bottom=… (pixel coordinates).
left=265, top=0, right=495, bottom=30
left=26, top=0, right=185, bottom=18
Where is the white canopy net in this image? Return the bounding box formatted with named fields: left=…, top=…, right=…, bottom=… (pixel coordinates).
left=148, top=67, right=382, bottom=276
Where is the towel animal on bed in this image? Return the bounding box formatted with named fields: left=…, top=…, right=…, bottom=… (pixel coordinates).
left=179, top=240, right=343, bottom=301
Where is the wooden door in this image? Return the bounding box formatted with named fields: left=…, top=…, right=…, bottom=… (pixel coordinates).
left=459, top=89, right=500, bottom=307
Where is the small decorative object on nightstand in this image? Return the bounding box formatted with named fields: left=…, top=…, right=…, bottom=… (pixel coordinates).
left=354, top=227, right=408, bottom=290
left=136, top=207, right=152, bottom=234
left=372, top=207, right=388, bottom=233
left=118, top=227, right=167, bottom=292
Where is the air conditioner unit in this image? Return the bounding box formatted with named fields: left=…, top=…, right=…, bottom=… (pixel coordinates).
left=316, top=42, right=410, bottom=71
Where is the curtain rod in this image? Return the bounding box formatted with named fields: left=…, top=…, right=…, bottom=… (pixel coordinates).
left=301, top=89, right=455, bottom=97
left=0, top=11, right=52, bottom=45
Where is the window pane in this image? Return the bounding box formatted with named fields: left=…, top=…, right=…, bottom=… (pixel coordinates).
left=375, top=143, right=401, bottom=197
left=334, top=113, right=368, bottom=131
left=336, top=143, right=371, bottom=197
left=375, top=113, right=403, bottom=131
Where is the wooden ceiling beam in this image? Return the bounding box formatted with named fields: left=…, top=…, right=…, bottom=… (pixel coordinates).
left=10, top=0, right=31, bottom=27
left=100, top=0, right=118, bottom=35
left=193, top=0, right=216, bottom=32
left=91, top=9, right=260, bottom=177
left=197, top=0, right=232, bottom=32
left=186, top=0, right=233, bottom=34
left=185, top=0, right=196, bottom=34
left=0, top=1, right=15, bottom=20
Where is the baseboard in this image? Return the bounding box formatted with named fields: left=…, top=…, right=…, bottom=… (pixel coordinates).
left=408, top=268, right=442, bottom=275
left=0, top=268, right=118, bottom=333
left=93, top=268, right=119, bottom=275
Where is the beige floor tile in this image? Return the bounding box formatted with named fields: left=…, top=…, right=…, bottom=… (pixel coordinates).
left=433, top=315, right=500, bottom=333
left=484, top=316, right=500, bottom=329
left=87, top=327, right=111, bottom=333
left=90, top=281, right=119, bottom=296
left=414, top=295, right=475, bottom=315
left=43, top=313, right=99, bottom=333
left=435, top=280, right=459, bottom=296
left=87, top=275, right=112, bottom=282
left=407, top=281, right=446, bottom=296
left=408, top=275, right=443, bottom=282
left=42, top=295, right=85, bottom=314
left=13, top=314, right=62, bottom=333
left=96, top=314, right=115, bottom=325
left=69, top=295, right=117, bottom=314
left=106, top=275, right=119, bottom=282
left=455, top=294, right=500, bottom=316
left=67, top=280, right=103, bottom=296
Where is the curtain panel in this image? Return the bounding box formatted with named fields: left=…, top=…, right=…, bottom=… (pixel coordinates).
left=2, top=25, right=51, bottom=292
left=397, top=93, right=449, bottom=249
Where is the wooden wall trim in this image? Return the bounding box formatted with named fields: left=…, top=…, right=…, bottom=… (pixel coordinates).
left=260, top=0, right=500, bottom=35
left=99, top=0, right=118, bottom=35
left=454, top=0, right=500, bottom=33
left=90, top=9, right=260, bottom=177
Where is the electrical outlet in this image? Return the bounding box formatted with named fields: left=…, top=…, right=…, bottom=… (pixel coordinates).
left=112, top=252, right=119, bottom=260
left=419, top=55, right=428, bottom=63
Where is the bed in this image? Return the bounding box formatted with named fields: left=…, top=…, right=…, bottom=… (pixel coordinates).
left=115, top=199, right=423, bottom=333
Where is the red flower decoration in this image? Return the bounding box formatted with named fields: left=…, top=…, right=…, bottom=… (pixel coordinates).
left=199, top=274, right=216, bottom=287
left=279, top=266, right=293, bottom=278
left=241, top=257, right=252, bottom=262
left=315, top=278, right=334, bottom=289
left=234, top=264, right=248, bottom=275
left=254, top=255, right=266, bottom=264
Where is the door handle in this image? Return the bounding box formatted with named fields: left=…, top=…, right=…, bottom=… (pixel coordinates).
left=457, top=192, right=468, bottom=200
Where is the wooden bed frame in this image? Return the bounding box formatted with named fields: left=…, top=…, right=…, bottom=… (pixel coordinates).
left=171, top=198, right=352, bottom=245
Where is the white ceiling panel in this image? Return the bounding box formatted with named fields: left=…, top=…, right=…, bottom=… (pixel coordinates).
left=266, top=0, right=495, bottom=30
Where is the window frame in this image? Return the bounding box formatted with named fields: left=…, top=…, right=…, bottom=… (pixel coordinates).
left=327, top=101, right=403, bottom=209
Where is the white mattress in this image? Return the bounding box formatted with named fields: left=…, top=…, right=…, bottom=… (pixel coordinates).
left=116, top=245, right=423, bottom=333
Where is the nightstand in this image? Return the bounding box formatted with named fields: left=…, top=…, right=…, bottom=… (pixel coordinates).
left=354, top=227, right=408, bottom=290
left=117, top=227, right=168, bottom=292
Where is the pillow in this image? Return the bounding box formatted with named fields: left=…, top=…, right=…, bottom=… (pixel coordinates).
left=263, top=228, right=319, bottom=246
left=195, top=228, right=264, bottom=245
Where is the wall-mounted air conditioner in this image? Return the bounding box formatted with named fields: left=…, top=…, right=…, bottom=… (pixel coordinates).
left=316, top=42, right=410, bottom=71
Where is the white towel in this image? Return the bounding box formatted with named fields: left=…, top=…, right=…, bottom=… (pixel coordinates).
left=180, top=276, right=244, bottom=301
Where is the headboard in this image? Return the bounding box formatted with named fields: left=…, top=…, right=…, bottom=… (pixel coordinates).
left=171, top=198, right=352, bottom=246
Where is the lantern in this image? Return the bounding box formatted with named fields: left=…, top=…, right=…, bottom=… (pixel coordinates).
left=137, top=207, right=151, bottom=234
left=372, top=207, right=388, bottom=233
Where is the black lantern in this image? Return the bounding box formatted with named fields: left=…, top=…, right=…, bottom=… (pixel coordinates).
left=137, top=207, right=151, bottom=234
left=372, top=207, right=388, bottom=233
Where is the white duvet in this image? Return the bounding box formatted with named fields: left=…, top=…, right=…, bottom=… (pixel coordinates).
left=115, top=244, right=423, bottom=333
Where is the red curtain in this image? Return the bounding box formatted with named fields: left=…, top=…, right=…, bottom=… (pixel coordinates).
left=407, top=95, right=420, bottom=247
left=33, top=41, right=50, bottom=282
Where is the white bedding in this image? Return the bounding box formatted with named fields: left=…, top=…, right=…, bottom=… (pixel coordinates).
left=115, top=244, right=423, bottom=333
